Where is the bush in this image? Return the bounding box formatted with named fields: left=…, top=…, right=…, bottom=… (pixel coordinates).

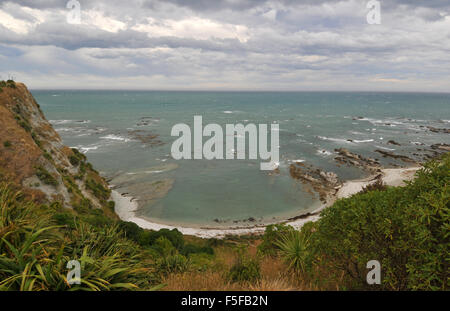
left=227, top=250, right=261, bottom=284
left=257, top=224, right=294, bottom=256
left=69, top=155, right=80, bottom=166
left=181, top=243, right=214, bottom=256
left=3, top=141, right=12, bottom=148
left=360, top=179, right=387, bottom=194
left=276, top=229, right=312, bottom=273
left=107, top=200, right=115, bottom=212
left=52, top=212, right=76, bottom=229
left=85, top=178, right=110, bottom=201
left=35, top=166, right=58, bottom=187
left=6, top=80, right=16, bottom=88
left=118, top=220, right=143, bottom=241
left=152, top=236, right=177, bottom=257
left=307, top=154, right=450, bottom=290
left=143, top=228, right=184, bottom=250
left=155, top=254, right=190, bottom=276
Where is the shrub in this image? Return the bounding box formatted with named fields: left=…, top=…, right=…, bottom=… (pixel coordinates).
left=118, top=220, right=143, bottom=241
left=85, top=178, right=110, bottom=201
left=227, top=250, right=261, bottom=284
left=152, top=236, right=177, bottom=257
left=69, top=155, right=80, bottom=166
left=181, top=244, right=214, bottom=256
left=107, top=200, right=115, bottom=212
left=276, top=229, right=312, bottom=273
left=35, top=166, right=58, bottom=187
left=52, top=212, right=76, bottom=228
left=257, top=224, right=294, bottom=256
left=360, top=179, right=387, bottom=194
left=144, top=228, right=184, bottom=250
left=3, top=141, right=12, bottom=148
left=18, top=120, right=31, bottom=132
left=307, top=154, right=450, bottom=290
left=155, top=254, right=190, bottom=276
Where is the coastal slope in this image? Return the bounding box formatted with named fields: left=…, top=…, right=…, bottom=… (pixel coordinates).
left=0, top=81, right=115, bottom=216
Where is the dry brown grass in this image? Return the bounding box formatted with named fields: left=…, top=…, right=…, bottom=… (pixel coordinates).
left=161, top=239, right=316, bottom=291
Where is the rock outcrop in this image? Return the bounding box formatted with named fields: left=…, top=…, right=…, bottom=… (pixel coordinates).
left=0, top=81, right=115, bottom=216
left=334, top=148, right=380, bottom=172
left=289, top=162, right=341, bottom=203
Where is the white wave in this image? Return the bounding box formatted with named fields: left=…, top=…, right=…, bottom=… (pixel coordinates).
left=144, top=170, right=164, bottom=174
left=72, top=145, right=100, bottom=154
left=317, top=136, right=352, bottom=144
left=316, top=149, right=333, bottom=156
left=50, top=120, right=90, bottom=125
left=100, top=134, right=132, bottom=142
left=290, top=159, right=305, bottom=163
left=354, top=139, right=374, bottom=143
left=375, top=145, right=395, bottom=151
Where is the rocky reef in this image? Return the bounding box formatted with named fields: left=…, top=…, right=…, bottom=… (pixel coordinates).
left=289, top=162, right=341, bottom=203
left=334, top=148, right=381, bottom=172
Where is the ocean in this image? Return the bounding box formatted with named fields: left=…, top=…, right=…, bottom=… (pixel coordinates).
left=32, top=90, right=450, bottom=228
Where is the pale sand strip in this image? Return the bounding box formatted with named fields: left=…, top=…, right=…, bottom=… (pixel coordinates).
left=112, top=166, right=421, bottom=239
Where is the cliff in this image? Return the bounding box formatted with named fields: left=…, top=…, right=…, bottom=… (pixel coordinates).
left=0, top=81, right=115, bottom=217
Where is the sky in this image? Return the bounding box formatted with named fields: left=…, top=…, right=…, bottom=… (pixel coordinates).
left=0, top=0, right=449, bottom=91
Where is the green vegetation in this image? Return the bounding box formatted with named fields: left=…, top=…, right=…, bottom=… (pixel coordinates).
left=69, top=155, right=80, bottom=166
left=3, top=141, right=12, bottom=148
left=257, top=224, right=294, bottom=257
left=275, top=229, right=311, bottom=273
left=85, top=178, right=110, bottom=202
left=6, top=80, right=16, bottom=88
left=0, top=183, right=157, bottom=290
left=261, top=153, right=449, bottom=290
left=0, top=80, right=15, bottom=92
left=227, top=248, right=261, bottom=284
left=35, top=166, right=58, bottom=187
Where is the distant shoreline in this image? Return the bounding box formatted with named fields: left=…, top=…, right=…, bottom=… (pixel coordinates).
left=112, top=165, right=421, bottom=239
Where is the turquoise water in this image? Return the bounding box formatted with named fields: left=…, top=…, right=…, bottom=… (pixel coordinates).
left=32, top=91, right=450, bottom=227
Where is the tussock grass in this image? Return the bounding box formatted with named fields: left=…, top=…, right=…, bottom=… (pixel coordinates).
left=0, top=183, right=158, bottom=291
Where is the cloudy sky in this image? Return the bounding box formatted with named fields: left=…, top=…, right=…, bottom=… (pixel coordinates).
left=0, top=0, right=449, bottom=91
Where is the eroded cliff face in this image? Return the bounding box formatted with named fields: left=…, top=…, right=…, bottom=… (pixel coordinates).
left=0, top=82, right=115, bottom=216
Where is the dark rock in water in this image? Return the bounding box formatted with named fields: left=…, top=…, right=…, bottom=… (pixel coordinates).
left=374, top=149, right=416, bottom=163
left=427, top=126, right=450, bottom=134
left=431, top=144, right=450, bottom=152
left=387, top=140, right=401, bottom=146
left=128, top=129, right=164, bottom=146
left=289, top=162, right=341, bottom=203
left=334, top=148, right=380, bottom=171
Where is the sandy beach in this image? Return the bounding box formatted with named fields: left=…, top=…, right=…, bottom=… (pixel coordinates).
left=112, top=165, right=422, bottom=239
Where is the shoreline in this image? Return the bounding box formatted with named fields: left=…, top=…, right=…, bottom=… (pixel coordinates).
left=112, top=165, right=422, bottom=239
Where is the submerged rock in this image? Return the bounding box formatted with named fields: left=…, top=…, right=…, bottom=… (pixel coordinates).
left=427, top=126, right=450, bottom=134
left=387, top=140, right=401, bottom=146
left=375, top=149, right=416, bottom=163
left=334, top=148, right=380, bottom=171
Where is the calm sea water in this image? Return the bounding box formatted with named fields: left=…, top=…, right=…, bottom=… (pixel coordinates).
left=32, top=91, right=450, bottom=227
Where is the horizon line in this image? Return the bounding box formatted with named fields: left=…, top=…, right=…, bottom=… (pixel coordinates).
left=28, top=88, right=450, bottom=94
